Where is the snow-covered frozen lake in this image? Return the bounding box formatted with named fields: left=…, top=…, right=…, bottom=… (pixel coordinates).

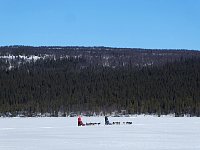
left=0, top=116, right=200, bottom=150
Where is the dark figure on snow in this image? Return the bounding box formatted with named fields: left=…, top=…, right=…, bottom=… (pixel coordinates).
left=105, top=116, right=111, bottom=125
left=78, top=116, right=85, bottom=126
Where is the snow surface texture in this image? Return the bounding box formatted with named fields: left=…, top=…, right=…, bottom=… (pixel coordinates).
left=0, top=116, right=200, bottom=150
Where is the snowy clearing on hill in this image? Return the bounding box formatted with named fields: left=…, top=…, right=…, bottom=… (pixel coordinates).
left=0, top=116, right=200, bottom=150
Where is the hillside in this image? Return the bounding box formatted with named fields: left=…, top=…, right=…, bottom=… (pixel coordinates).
left=0, top=46, right=200, bottom=117
left=0, top=46, right=200, bottom=70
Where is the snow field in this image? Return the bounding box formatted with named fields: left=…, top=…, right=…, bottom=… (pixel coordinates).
left=0, top=116, right=200, bottom=150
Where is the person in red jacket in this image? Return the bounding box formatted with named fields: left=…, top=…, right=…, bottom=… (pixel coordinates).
left=78, top=116, right=85, bottom=126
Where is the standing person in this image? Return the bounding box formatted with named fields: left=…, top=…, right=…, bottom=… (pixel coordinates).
left=105, top=116, right=111, bottom=125
left=78, top=116, right=85, bottom=126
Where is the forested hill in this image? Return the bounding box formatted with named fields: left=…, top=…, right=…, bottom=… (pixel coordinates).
left=0, top=46, right=200, bottom=69
left=0, top=46, right=200, bottom=117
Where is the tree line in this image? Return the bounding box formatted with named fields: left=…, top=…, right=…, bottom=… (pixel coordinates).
left=0, top=57, right=200, bottom=116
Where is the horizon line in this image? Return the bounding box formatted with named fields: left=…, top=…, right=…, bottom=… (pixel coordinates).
left=0, top=45, right=199, bottom=51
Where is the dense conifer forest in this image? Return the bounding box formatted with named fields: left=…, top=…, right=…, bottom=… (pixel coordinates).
left=0, top=46, right=200, bottom=116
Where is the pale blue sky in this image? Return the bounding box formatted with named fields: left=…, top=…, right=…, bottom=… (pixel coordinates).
left=0, top=0, right=200, bottom=50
